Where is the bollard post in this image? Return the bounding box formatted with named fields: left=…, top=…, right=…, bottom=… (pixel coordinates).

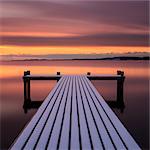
left=87, top=72, right=91, bottom=75
left=23, top=71, right=31, bottom=104
left=57, top=72, right=60, bottom=82
left=57, top=72, right=60, bottom=75
left=117, top=70, right=125, bottom=104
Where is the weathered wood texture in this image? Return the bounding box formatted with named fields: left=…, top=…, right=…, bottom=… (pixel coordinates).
left=11, top=75, right=140, bottom=150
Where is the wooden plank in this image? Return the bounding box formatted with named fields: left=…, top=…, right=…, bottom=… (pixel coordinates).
left=82, top=76, right=126, bottom=149
left=80, top=76, right=115, bottom=150
left=34, top=76, right=70, bottom=149
left=57, top=76, right=73, bottom=149
left=11, top=76, right=66, bottom=149
left=82, top=76, right=125, bottom=149
left=23, top=76, right=69, bottom=149
left=75, top=76, right=92, bottom=149
left=84, top=76, right=141, bottom=150
left=46, top=76, right=71, bottom=149
left=70, top=76, right=80, bottom=149
left=78, top=76, right=103, bottom=149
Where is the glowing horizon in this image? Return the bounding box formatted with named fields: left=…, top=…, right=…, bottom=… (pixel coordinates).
left=0, top=45, right=149, bottom=56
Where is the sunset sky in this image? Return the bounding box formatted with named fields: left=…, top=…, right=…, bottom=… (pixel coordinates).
left=0, top=0, right=149, bottom=56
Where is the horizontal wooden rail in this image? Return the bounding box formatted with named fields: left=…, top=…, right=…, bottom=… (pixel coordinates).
left=23, top=75, right=62, bottom=80
left=23, top=70, right=125, bottom=113
left=23, top=75, right=124, bottom=80
left=87, top=75, right=125, bottom=80
left=23, top=71, right=124, bottom=81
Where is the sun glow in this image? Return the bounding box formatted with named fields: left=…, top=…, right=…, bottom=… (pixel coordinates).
left=0, top=32, right=77, bottom=37
left=0, top=45, right=149, bottom=55
left=0, top=64, right=148, bottom=78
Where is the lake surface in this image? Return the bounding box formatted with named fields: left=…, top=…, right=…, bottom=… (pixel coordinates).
left=0, top=60, right=149, bottom=149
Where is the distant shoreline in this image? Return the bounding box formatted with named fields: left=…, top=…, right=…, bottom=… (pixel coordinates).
left=73, top=56, right=150, bottom=60
left=1, top=56, right=149, bottom=62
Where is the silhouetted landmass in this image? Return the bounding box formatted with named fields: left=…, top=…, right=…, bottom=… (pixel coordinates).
left=104, top=56, right=150, bottom=60
left=5, top=56, right=150, bottom=62
left=73, top=56, right=150, bottom=60
left=16, top=59, right=48, bottom=61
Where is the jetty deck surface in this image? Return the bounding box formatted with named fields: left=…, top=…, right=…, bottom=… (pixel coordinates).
left=11, top=75, right=140, bottom=150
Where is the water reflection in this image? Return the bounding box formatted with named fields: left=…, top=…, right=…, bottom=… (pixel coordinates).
left=23, top=98, right=125, bottom=114
left=0, top=60, right=149, bottom=149
left=107, top=101, right=125, bottom=113
left=23, top=78, right=125, bottom=114
left=0, top=60, right=149, bottom=78
left=23, top=100, right=43, bottom=113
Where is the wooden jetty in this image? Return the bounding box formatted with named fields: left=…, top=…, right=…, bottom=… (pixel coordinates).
left=11, top=71, right=140, bottom=150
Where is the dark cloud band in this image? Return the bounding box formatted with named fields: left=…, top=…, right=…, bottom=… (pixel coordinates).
left=1, top=33, right=149, bottom=46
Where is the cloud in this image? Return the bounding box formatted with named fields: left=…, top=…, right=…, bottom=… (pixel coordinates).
left=0, top=0, right=149, bottom=47
left=1, top=33, right=149, bottom=46
left=1, top=1, right=148, bottom=26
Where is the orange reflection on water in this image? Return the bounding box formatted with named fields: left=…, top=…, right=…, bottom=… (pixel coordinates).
left=0, top=60, right=149, bottom=150
left=0, top=64, right=149, bottom=79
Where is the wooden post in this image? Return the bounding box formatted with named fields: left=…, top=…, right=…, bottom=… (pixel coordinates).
left=57, top=72, right=60, bottom=82
left=117, top=70, right=125, bottom=104
left=23, top=71, right=31, bottom=103
left=87, top=72, right=91, bottom=75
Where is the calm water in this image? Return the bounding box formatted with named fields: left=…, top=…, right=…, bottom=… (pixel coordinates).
left=0, top=60, right=149, bottom=149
